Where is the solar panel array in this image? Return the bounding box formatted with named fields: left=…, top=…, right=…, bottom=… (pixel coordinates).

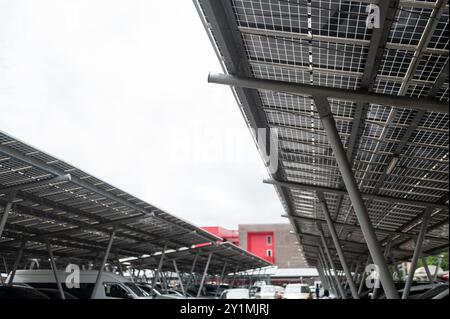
left=197, top=0, right=449, bottom=267
left=0, top=131, right=267, bottom=273
left=128, top=242, right=271, bottom=274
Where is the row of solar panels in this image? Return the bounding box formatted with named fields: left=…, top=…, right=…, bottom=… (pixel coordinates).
left=196, top=0, right=449, bottom=267
left=0, top=131, right=271, bottom=273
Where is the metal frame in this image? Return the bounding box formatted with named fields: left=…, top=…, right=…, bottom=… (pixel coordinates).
left=197, top=0, right=448, bottom=300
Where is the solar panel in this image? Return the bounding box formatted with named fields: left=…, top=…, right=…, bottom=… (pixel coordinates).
left=197, top=0, right=449, bottom=268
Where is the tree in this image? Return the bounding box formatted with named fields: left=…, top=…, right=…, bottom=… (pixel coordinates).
left=417, top=250, right=449, bottom=271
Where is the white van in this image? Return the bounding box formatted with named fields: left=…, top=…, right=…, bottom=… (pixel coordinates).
left=283, top=283, right=312, bottom=299
left=219, top=288, right=250, bottom=299
left=252, top=285, right=279, bottom=299
left=7, top=270, right=151, bottom=299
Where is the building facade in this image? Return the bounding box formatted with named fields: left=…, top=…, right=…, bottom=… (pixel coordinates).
left=239, top=224, right=307, bottom=268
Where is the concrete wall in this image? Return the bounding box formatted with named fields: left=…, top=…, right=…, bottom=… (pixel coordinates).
left=238, top=223, right=308, bottom=268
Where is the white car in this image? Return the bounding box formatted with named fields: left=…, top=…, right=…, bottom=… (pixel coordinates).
left=283, top=283, right=312, bottom=299
left=252, top=285, right=280, bottom=299
left=7, top=269, right=151, bottom=299
left=219, top=288, right=250, bottom=299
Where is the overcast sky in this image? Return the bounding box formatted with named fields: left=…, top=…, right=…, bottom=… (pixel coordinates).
left=0, top=0, right=286, bottom=229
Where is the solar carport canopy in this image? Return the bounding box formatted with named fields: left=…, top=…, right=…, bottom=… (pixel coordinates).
left=128, top=242, right=272, bottom=274
left=196, top=0, right=449, bottom=268
left=0, top=131, right=222, bottom=268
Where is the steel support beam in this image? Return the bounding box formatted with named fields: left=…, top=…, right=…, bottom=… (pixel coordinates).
left=0, top=191, right=16, bottom=239
left=46, top=240, right=65, bottom=299
left=231, top=265, right=239, bottom=288
left=402, top=208, right=432, bottom=299
left=317, top=192, right=359, bottom=299
left=282, top=214, right=448, bottom=244
left=421, top=255, right=434, bottom=282
left=152, top=244, right=167, bottom=290
left=215, top=261, right=227, bottom=297
left=319, top=247, right=339, bottom=298
left=320, top=236, right=345, bottom=298
left=317, top=259, right=332, bottom=294
left=172, top=259, right=185, bottom=296
left=208, top=73, right=448, bottom=114
left=266, top=179, right=449, bottom=211
left=358, top=255, right=371, bottom=295
left=318, top=254, right=333, bottom=295
left=433, top=256, right=443, bottom=282
left=185, top=252, right=199, bottom=292
left=314, top=95, right=398, bottom=299
left=90, top=230, right=115, bottom=299
left=197, top=252, right=212, bottom=298
left=7, top=240, right=26, bottom=285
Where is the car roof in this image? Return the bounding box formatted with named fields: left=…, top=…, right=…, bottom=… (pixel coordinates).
left=12, top=269, right=131, bottom=283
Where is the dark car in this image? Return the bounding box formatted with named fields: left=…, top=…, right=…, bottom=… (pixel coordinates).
left=0, top=285, right=50, bottom=299
left=36, top=288, right=78, bottom=299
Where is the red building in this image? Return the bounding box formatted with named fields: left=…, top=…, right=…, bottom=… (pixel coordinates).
left=202, top=224, right=307, bottom=268
left=246, top=231, right=275, bottom=264
left=201, top=226, right=240, bottom=246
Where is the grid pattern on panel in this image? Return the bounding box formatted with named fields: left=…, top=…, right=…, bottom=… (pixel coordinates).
left=309, top=0, right=373, bottom=40
left=202, top=0, right=449, bottom=264
left=388, top=6, right=433, bottom=45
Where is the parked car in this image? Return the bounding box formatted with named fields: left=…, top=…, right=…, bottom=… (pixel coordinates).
left=219, top=288, right=250, bottom=299
left=411, top=283, right=449, bottom=299
left=36, top=288, right=78, bottom=299
left=136, top=283, right=184, bottom=299
left=0, top=284, right=50, bottom=299
left=283, top=283, right=312, bottom=299
left=7, top=269, right=151, bottom=299
left=251, top=285, right=279, bottom=299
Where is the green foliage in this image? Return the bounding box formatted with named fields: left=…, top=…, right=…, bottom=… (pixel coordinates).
left=417, top=250, right=449, bottom=271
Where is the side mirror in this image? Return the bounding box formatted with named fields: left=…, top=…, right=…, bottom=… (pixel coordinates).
left=126, top=293, right=136, bottom=299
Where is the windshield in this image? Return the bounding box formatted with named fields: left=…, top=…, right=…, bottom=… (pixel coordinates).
left=301, top=286, right=311, bottom=293
left=124, top=282, right=150, bottom=297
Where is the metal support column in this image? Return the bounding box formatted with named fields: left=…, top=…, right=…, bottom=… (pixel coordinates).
left=231, top=265, right=239, bottom=288
left=319, top=245, right=343, bottom=298
left=0, top=191, right=16, bottom=238
left=421, top=255, right=433, bottom=282
left=402, top=208, right=432, bottom=299
left=152, top=244, right=167, bottom=290
left=46, top=240, right=65, bottom=299
left=7, top=240, right=26, bottom=285
left=173, top=260, right=186, bottom=296
left=433, top=255, right=443, bottom=282
left=319, top=228, right=346, bottom=298
left=318, top=248, right=336, bottom=297
left=317, top=192, right=359, bottom=298
left=352, top=261, right=361, bottom=287
left=90, top=230, right=115, bottom=299
left=358, top=255, right=371, bottom=295
left=317, top=259, right=331, bottom=293
left=313, top=95, right=399, bottom=299
left=115, top=254, right=124, bottom=277
left=215, top=261, right=227, bottom=297
left=197, top=252, right=213, bottom=298
left=185, top=252, right=199, bottom=293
